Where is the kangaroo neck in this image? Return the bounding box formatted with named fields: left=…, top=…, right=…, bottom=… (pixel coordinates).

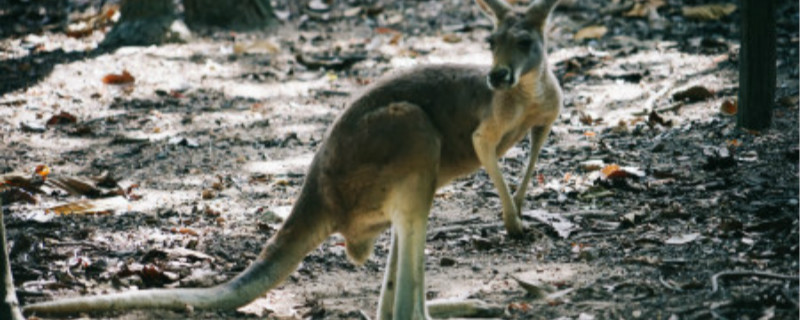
left=493, top=67, right=546, bottom=106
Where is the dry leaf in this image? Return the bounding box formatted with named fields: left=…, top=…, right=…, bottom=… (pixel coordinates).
left=665, top=233, right=702, bottom=245
left=48, top=196, right=128, bottom=215
left=682, top=3, right=737, bottom=21
left=102, top=70, right=135, bottom=85
left=574, top=25, right=607, bottom=41
left=389, top=33, right=403, bottom=45
left=601, top=164, right=622, bottom=178
left=46, top=111, right=78, bottom=126
left=600, top=164, right=644, bottom=179
left=580, top=160, right=605, bottom=171
left=442, top=33, right=462, bottom=43
left=374, top=27, right=399, bottom=34
left=623, top=0, right=665, bottom=18
left=171, top=227, right=199, bottom=236
left=510, top=275, right=555, bottom=299
left=720, top=99, right=737, bottom=115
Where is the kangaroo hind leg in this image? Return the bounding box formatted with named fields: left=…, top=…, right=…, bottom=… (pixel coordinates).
left=386, top=172, right=436, bottom=320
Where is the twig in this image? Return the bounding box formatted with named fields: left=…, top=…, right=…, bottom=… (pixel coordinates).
left=637, top=80, right=677, bottom=115
left=427, top=222, right=501, bottom=237
left=560, top=210, right=616, bottom=218
left=571, top=230, right=629, bottom=240
left=710, top=270, right=800, bottom=293
left=0, top=199, right=26, bottom=320
left=659, top=275, right=683, bottom=292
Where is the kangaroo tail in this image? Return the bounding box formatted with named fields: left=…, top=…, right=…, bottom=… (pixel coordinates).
left=23, top=187, right=333, bottom=315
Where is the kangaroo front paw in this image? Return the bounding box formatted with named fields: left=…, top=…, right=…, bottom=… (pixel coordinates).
left=502, top=209, right=525, bottom=238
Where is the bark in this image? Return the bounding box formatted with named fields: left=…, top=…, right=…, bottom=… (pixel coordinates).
left=100, top=0, right=185, bottom=48
left=737, top=0, right=776, bottom=130
left=0, top=202, right=25, bottom=320
left=184, top=0, right=275, bottom=30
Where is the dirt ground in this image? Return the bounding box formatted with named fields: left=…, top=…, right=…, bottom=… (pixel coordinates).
left=1, top=0, right=799, bottom=319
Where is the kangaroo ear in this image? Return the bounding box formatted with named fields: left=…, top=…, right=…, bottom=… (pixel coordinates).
left=526, top=0, right=560, bottom=29
left=475, top=0, right=512, bottom=23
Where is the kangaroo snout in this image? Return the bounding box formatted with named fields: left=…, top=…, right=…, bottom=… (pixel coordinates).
left=488, top=67, right=515, bottom=90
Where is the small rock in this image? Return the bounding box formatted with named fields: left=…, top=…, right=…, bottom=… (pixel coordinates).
left=471, top=237, right=493, bottom=251
left=440, top=257, right=457, bottom=267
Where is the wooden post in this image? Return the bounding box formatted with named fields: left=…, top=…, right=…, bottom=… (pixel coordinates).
left=737, top=0, right=776, bottom=130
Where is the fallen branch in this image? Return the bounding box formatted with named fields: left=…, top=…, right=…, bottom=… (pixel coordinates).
left=711, top=270, right=800, bottom=293
left=1, top=200, right=26, bottom=320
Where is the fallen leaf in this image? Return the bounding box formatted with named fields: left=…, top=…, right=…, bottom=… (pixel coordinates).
left=664, top=233, right=702, bottom=245
left=510, top=275, right=555, bottom=299
left=682, top=3, right=737, bottom=21
left=46, top=111, right=78, bottom=126
left=374, top=27, right=399, bottom=34
left=523, top=209, right=580, bottom=238
left=720, top=99, right=737, bottom=115
left=102, top=70, right=135, bottom=85
left=601, top=164, right=645, bottom=179
left=171, top=227, right=199, bottom=236
left=601, top=164, right=621, bottom=178
left=442, top=33, right=462, bottom=43
left=672, top=85, right=714, bottom=102
left=623, top=0, right=665, bottom=18
left=48, top=196, right=128, bottom=215
left=648, top=110, right=673, bottom=127
left=580, top=160, right=605, bottom=171
left=574, top=25, right=607, bottom=41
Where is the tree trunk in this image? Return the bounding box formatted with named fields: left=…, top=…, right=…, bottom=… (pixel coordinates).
left=0, top=202, right=25, bottom=320
left=101, top=0, right=186, bottom=48
left=184, top=0, right=275, bottom=30
left=737, top=0, right=776, bottom=130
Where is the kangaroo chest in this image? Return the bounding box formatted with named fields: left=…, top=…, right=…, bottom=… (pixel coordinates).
left=496, top=104, right=557, bottom=155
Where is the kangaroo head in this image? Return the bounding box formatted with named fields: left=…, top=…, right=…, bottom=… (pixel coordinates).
left=476, top=0, right=559, bottom=90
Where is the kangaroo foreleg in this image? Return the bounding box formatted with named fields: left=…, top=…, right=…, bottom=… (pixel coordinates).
left=473, top=124, right=524, bottom=237
left=512, top=124, right=552, bottom=211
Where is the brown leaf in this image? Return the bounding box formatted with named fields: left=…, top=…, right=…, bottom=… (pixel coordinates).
left=720, top=99, right=737, bottom=115
left=574, top=25, right=607, bottom=41
left=648, top=110, right=673, bottom=127
left=171, top=227, right=199, bottom=236
left=623, top=0, right=665, bottom=18
left=47, top=177, right=104, bottom=198
left=682, top=3, right=737, bottom=21
left=46, top=111, right=78, bottom=126
left=102, top=70, right=135, bottom=85
left=601, top=164, right=623, bottom=179
left=47, top=196, right=128, bottom=215
left=442, top=33, right=462, bottom=44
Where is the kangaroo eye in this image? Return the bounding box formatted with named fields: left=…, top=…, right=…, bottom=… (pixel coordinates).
left=517, top=39, right=533, bottom=49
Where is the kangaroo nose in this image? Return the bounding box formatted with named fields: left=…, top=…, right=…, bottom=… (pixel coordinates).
left=488, top=68, right=512, bottom=89
left=489, top=68, right=509, bottom=84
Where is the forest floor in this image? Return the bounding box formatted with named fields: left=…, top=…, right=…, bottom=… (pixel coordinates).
left=1, top=0, right=798, bottom=319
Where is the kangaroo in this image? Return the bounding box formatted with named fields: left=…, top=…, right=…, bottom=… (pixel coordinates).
left=23, top=0, right=562, bottom=318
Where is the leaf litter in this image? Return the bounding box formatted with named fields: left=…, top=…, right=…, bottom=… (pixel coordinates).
left=1, top=0, right=798, bottom=319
